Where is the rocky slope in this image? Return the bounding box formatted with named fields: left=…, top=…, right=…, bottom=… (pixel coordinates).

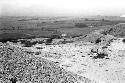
left=1, top=24, right=125, bottom=83
left=0, top=43, right=96, bottom=83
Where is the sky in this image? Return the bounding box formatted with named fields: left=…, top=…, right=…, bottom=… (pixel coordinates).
left=0, top=0, right=125, bottom=16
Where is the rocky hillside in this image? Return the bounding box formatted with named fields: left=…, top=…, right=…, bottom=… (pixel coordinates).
left=0, top=43, right=97, bottom=83
left=1, top=24, right=125, bottom=83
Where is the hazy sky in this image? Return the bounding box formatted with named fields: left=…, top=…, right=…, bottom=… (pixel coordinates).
left=0, top=0, right=125, bottom=16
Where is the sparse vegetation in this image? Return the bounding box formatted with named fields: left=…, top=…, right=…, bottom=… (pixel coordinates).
left=19, top=39, right=45, bottom=47
left=75, top=23, right=88, bottom=28
left=35, top=51, right=41, bottom=55
left=0, top=43, right=92, bottom=83
left=93, top=53, right=108, bottom=59
left=122, top=39, right=125, bottom=43
left=90, top=49, right=108, bottom=59
left=1, top=16, right=125, bottom=83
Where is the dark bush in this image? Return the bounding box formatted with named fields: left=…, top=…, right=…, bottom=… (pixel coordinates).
left=20, top=40, right=37, bottom=47
left=0, top=38, right=18, bottom=43
left=122, top=39, right=125, bottom=43
left=35, top=51, right=41, bottom=55
left=10, top=78, right=17, bottom=83
left=93, top=53, right=108, bottom=59
left=36, top=47, right=43, bottom=49
left=95, top=38, right=101, bottom=44
left=49, top=34, right=61, bottom=39
left=62, top=40, right=74, bottom=44
left=46, top=38, right=53, bottom=45
left=75, top=23, right=88, bottom=28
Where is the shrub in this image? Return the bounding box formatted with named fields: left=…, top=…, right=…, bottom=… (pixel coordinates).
left=122, top=39, right=125, bottom=43
left=75, top=23, right=88, bottom=28
left=93, top=53, right=108, bottom=59
left=35, top=51, right=41, bottom=55
left=20, top=40, right=37, bottom=47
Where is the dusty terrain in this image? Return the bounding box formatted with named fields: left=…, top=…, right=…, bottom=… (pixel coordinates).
left=1, top=17, right=125, bottom=83
left=3, top=26, right=125, bottom=83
